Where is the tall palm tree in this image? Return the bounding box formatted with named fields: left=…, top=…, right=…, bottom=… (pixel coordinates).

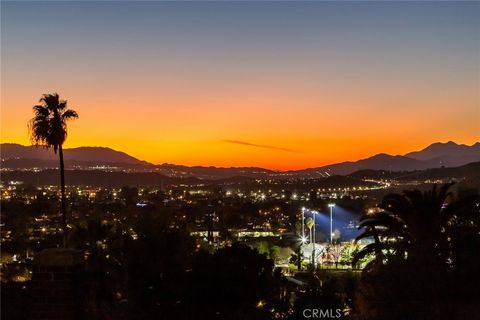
left=305, top=217, right=315, bottom=268
left=305, top=217, right=314, bottom=242
left=29, top=93, right=78, bottom=246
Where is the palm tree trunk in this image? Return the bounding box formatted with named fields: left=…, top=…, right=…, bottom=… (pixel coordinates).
left=59, top=144, right=67, bottom=247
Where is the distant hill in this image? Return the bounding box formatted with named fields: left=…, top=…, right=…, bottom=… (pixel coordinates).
left=0, top=144, right=276, bottom=179
left=405, top=141, right=480, bottom=167
left=348, top=169, right=412, bottom=180
left=0, top=169, right=199, bottom=188
left=1, top=143, right=151, bottom=168
left=154, top=163, right=276, bottom=180
left=312, top=175, right=378, bottom=188
left=349, top=162, right=480, bottom=190
left=2, top=141, right=479, bottom=179
left=348, top=162, right=480, bottom=186
left=289, top=142, right=480, bottom=177
left=291, top=153, right=429, bottom=177
left=394, top=162, right=480, bottom=182
left=63, top=146, right=150, bottom=165
left=0, top=169, right=378, bottom=189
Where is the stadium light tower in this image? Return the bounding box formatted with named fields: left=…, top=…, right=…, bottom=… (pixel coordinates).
left=301, top=207, right=306, bottom=243
left=312, top=211, right=316, bottom=269
left=328, top=203, right=336, bottom=243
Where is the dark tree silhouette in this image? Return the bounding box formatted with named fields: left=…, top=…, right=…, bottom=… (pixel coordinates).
left=186, top=243, right=276, bottom=320
left=29, top=93, right=78, bottom=246
left=353, top=184, right=480, bottom=320
left=69, top=217, right=123, bottom=319
left=353, top=183, right=456, bottom=271
left=119, top=186, right=139, bottom=206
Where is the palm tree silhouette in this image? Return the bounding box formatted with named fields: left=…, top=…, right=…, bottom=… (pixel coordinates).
left=353, top=184, right=480, bottom=319
left=353, top=183, right=455, bottom=271
left=29, top=93, right=78, bottom=246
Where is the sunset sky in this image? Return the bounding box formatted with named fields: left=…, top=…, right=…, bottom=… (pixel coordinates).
left=1, top=1, right=479, bottom=170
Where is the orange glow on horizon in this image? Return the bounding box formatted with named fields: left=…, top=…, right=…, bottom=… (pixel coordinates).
left=2, top=88, right=478, bottom=171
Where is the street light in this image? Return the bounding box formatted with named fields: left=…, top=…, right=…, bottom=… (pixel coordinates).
left=328, top=203, right=335, bottom=243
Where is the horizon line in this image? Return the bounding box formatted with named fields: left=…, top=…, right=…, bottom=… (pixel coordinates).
left=1, top=140, right=479, bottom=171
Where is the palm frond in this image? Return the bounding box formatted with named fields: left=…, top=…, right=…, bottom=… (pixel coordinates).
left=28, top=93, right=78, bottom=152
left=352, top=242, right=388, bottom=267
left=62, top=109, right=79, bottom=120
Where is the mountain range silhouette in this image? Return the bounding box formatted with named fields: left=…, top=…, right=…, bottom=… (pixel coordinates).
left=1, top=141, right=479, bottom=178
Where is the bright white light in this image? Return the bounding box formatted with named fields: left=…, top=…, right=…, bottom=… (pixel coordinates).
left=328, top=203, right=336, bottom=208
left=301, top=236, right=308, bottom=244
